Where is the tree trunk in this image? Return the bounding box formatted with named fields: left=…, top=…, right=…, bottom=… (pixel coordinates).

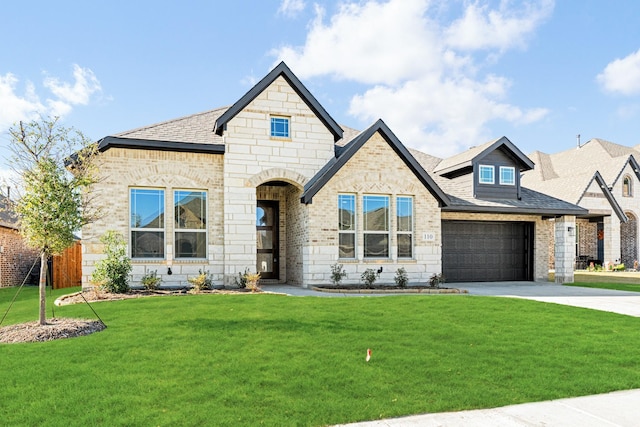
left=39, top=252, right=48, bottom=326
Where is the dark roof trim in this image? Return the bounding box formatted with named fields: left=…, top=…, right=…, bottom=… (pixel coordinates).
left=582, top=171, right=628, bottom=223
left=441, top=205, right=588, bottom=216
left=97, top=136, right=225, bottom=154
left=213, top=62, right=343, bottom=142
left=301, top=119, right=450, bottom=205
left=436, top=136, right=535, bottom=176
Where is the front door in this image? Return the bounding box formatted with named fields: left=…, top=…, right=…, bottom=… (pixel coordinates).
left=257, top=201, right=279, bottom=279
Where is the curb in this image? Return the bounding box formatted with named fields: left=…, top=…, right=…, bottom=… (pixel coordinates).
left=311, top=286, right=467, bottom=294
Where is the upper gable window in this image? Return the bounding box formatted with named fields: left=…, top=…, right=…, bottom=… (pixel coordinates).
left=499, top=166, right=515, bottom=186
left=623, top=175, right=633, bottom=197
left=479, top=165, right=494, bottom=184
left=270, top=116, right=290, bottom=138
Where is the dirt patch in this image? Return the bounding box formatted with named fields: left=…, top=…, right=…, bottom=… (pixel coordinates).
left=0, top=318, right=106, bottom=344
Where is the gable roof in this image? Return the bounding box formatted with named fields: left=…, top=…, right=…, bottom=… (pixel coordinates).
left=301, top=119, right=450, bottom=205
left=523, top=138, right=640, bottom=220
left=410, top=141, right=587, bottom=217
left=433, top=136, right=534, bottom=177
left=214, top=62, right=343, bottom=142
left=577, top=172, right=627, bottom=222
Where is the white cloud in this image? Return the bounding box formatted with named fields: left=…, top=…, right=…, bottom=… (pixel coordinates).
left=445, top=0, right=554, bottom=52
left=271, top=0, right=553, bottom=156
left=278, top=0, right=306, bottom=18
left=0, top=64, right=102, bottom=133
left=597, top=48, right=640, bottom=96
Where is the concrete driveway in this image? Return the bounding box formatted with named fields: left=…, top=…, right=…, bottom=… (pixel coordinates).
left=267, top=281, right=640, bottom=317
left=458, top=281, right=640, bottom=317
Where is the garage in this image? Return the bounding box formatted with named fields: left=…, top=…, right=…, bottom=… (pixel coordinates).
left=442, top=220, right=534, bottom=282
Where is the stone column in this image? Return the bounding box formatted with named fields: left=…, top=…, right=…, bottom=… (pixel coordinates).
left=554, top=215, right=576, bottom=283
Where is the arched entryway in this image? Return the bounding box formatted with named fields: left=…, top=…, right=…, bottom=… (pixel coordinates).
left=621, top=212, right=638, bottom=268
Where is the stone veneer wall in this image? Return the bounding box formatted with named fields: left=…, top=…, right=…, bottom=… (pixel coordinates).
left=304, top=132, right=442, bottom=286
left=222, top=76, right=336, bottom=284
left=82, top=148, right=225, bottom=288
left=0, top=226, right=40, bottom=287
left=440, top=211, right=553, bottom=282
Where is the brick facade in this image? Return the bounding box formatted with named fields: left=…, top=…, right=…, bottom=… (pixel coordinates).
left=0, top=226, right=40, bottom=287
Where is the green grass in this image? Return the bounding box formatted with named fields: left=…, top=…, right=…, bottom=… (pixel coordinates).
left=564, top=271, right=640, bottom=292
left=2, top=286, right=640, bottom=426
left=568, top=282, right=640, bottom=292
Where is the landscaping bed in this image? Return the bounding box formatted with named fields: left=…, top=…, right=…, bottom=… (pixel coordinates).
left=312, top=285, right=466, bottom=294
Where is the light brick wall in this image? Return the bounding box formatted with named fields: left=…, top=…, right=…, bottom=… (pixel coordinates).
left=304, top=132, right=442, bottom=286
left=82, top=148, right=225, bottom=288
left=441, top=211, right=552, bottom=281
left=222, top=76, right=335, bottom=284
left=0, top=227, right=40, bottom=287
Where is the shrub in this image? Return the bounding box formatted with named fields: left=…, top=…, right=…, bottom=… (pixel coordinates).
left=234, top=268, right=250, bottom=289
left=140, top=270, right=162, bottom=290
left=361, top=268, right=380, bottom=289
left=330, top=263, right=348, bottom=286
left=244, top=272, right=261, bottom=292
left=91, top=230, right=132, bottom=294
left=394, top=267, right=409, bottom=288
left=188, top=269, right=213, bottom=292
left=429, top=273, right=445, bottom=288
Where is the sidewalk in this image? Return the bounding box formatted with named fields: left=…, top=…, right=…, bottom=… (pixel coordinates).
left=336, top=389, right=640, bottom=426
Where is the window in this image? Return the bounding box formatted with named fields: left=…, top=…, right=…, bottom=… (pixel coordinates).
left=174, top=190, right=207, bottom=258
left=396, top=197, right=413, bottom=258
left=363, top=195, right=389, bottom=258
left=130, top=188, right=165, bottom=258
left=338, top=194, right=356, bottom=258
left=479, top=165, right=494, bottom=184
left=623, top=175, right=633, bottom=197
left=499, top=166, right=515, bottom=185
left=270, top=116, right=290, bottom=138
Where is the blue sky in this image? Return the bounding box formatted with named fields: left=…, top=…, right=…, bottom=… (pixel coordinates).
left=2, top=0, right=640, bottom=185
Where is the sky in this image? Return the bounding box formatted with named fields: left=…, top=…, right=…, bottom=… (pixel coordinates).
left=2, top=0, right=640, bottom=188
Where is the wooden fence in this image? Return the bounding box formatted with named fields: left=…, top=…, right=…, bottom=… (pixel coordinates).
left=51, top=241, right=82, bottom=289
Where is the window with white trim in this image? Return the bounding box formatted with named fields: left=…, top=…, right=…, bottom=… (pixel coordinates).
left=623, top=175, right=633, bottom=197
left=363, top=195, right=389, bottom=258
left=499, top=166, right=515, bottom=185
left=396, top=196, right=413, bottom=258
left=130, top=188, right=165, bottom=258
left=338, top=194, right=356, bottom=258
left=270, top=116, right=290, bottom=138
left=479, top=165, right=494, bottom=184
left=174, top=190, right=207, bottom=258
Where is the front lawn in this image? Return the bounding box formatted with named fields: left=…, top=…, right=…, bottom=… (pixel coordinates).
left=2, top=286, right=640, bottom=426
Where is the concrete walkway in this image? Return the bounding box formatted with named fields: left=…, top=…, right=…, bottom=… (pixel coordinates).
left=264, top=282, right=640, bottom=426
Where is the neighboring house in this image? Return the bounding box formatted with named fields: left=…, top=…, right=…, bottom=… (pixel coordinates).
left=0, top=193, right=40, bottom=287
left=82, top=62, right=584, bottom=288
left=523, top=138, right=640, bottom=269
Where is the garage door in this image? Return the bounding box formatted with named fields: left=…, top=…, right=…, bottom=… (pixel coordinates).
left=442, top=221, right=533, bottom=283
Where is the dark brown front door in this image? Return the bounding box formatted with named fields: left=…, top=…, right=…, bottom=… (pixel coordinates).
left=257, top=201, right=279, bottom=279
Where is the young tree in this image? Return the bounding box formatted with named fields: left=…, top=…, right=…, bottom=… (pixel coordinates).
left=7, top=116, right=99, bottom=325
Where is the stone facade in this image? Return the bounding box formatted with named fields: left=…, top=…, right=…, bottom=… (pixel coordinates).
left=305, top=132, right=442, bottom=285
left=82, top=63, right=581, bottom=289
left=82, top=148, right=225, bottom=288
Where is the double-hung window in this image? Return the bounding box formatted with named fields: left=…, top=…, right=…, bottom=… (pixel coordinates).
left=130, top=188, right=165, bottom=258
left=363, top=195, right=389, bottom=258
left=338, top=194, right=356, bottom=258
left=396, top=196, right=413, bottom=258
left=174, top=190, right=207, bottom=258
left=479, top=165, right=494, bottom=184
left=499, top=166, right=515, bottom=185
left=270, top=116, right=290, bottom=138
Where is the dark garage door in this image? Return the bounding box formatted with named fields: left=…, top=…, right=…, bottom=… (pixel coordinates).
left=442, top=221, right=533, bottom=283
